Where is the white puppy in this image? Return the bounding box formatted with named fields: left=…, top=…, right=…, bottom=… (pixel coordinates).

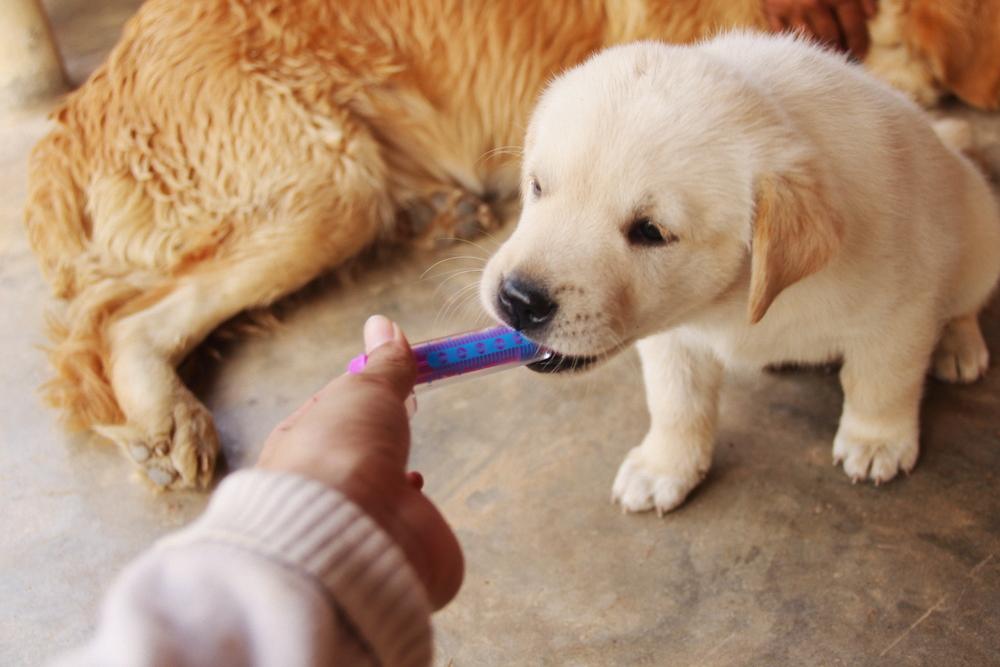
left=481, top=32, right=1000, bottom=515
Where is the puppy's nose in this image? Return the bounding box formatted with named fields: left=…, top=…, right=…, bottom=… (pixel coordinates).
left=497, top=276, right=557, bottom=331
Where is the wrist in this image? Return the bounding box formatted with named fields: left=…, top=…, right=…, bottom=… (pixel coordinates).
left=334, top=469, right=436, bottom=596
left=260, top=457, right=437, bottom=602
left=334, top=467, right=463, bottom=610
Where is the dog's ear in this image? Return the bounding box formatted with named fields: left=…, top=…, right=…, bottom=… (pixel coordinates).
left=748, top=169, right=843, bottom=324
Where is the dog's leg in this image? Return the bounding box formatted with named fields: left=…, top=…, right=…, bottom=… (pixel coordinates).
left=833, top=328, right=937, bottom=484
left=864, top=0, right=944, bottom=108
left=930, top=313, right=990, bottom=383
left=612, top=331, right=723, bottom=515
left=98, top=225, right=380, bottom=490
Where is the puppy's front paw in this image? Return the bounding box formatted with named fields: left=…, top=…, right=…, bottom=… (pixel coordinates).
left=611, top=445, right=705, bottom=516
left=832, top=430, right=918, bottom=485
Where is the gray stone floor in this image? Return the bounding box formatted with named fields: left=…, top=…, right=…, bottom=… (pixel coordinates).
left=2, top=3, right=999, bottom=665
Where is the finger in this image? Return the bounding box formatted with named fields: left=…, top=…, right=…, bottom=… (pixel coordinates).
left=359, top=333, right=417, bottom=399
left=364, top=314, right=398, bottom=354
left=835, top=1, right=870, bottom=58
left=285, top=315, right=415, bottom=426
left=806, top=7, right=846, bottom=51
left=392, top=489, right=464, bottom=609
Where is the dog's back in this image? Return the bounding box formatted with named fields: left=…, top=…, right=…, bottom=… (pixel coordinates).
left=701, top=32, right=1000, bottom=321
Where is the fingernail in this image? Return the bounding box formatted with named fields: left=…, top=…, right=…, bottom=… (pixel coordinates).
left=364, top=315, right=396, bottom=353
left=404, top=392, right=417, bottom=418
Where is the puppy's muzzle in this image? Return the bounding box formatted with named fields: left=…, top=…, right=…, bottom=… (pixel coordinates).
left=496, top=275, right=557, bottom=333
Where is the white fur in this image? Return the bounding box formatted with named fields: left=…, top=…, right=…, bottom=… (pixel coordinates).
left=482, top=33, right=1000, bottom=514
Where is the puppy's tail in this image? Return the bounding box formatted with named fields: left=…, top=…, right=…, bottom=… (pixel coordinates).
left=24, top=111, right=91, bottom=300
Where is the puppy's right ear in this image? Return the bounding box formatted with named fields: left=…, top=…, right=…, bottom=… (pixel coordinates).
left=747, top=168, right=843, bottom=324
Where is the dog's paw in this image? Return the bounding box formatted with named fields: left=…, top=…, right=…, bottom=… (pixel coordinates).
left=611, top=446, right=705, bottom=516
left=94, top=391, right=218, bottom=490
left=426, top=190, right=498, bottom=244
left=832, top=431, right=918, bottom=485
left=931, top=317, right=989, bottom=384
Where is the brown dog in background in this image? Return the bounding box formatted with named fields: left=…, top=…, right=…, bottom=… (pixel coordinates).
left=24, top=0, right=1000, bottom=490
left=867, top=0, right=1000, bottom=108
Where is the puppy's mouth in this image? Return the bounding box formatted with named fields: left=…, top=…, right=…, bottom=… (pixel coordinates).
left=526, top=339, right=632, bottom=374
left=527, top=351, right=600, bottom=374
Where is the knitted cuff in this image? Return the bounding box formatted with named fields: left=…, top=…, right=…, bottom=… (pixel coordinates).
left=160, top=469, right=433, bottom=667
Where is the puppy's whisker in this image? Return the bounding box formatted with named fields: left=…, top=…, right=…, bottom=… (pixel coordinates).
left=436, top=280, right=480, bottom=318
left=476, top=229, right=505, bottom=247
left=473, top=306, right=494, bottom=327
left=430, top=270, right=483, bottom=302
left=425, top=267, right=484, bottom=283
left=426, top=267, right=483, bottom=283
left=434, top=237, right=497, bottom=256
left=436, top=281, right=482, bottom=328
left=608, top=320, right=641, bottom=378
left=420, top=255, right=487, bottom=279
left=476, top=145, right=524, bottom=165
left=450, top=289, right=487, bottom=324
left=441, top=285, right=481, bottom=321
left=582, top=356, right=603, bottom=403
left=555, top=352, right=569, bottom=374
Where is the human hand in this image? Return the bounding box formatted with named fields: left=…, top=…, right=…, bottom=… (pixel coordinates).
left=763, top=0, right=878, bottom=59
left=257, top=315, right=463, bottom=609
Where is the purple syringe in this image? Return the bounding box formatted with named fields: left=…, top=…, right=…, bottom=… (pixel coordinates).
left=347, top=325, right=553, bottom=389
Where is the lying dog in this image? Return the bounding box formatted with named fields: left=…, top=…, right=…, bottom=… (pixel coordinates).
left=481, top=32, right=1000, bottom=514
left=23, top=0, right=995, bottom=490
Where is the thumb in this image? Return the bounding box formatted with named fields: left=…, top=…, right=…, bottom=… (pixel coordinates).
left=360, top=315, right=417, bottom=399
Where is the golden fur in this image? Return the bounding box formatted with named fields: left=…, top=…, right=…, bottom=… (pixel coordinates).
left=866, top=0, right=1000, bottom=109
left=908, top=0, right=1000, bottom=109
left=21, top=0, right=993, bottom=489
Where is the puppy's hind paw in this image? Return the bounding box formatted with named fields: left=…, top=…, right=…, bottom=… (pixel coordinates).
left=932, top=315, right=989, bottom=384
left=611, top=446, right=704, bottom=516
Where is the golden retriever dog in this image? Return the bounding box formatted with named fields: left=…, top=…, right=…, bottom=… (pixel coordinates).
left=481, top=33, right=1000, bottom=515
left=22, top=0, right=995, bottom=490
left=867, top=0, right=1000, bottom=109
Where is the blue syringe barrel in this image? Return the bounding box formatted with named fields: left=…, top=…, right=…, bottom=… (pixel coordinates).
left=347, top=325, right=551, bottom=390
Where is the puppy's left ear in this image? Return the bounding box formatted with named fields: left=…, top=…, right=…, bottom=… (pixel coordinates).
left=748, top=167, right=844, bottom=324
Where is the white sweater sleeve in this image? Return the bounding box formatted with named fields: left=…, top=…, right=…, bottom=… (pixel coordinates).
left=52, top=470, right=433, bottom=667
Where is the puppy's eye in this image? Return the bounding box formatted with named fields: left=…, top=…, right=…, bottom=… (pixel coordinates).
left=529, top=177, right=542, bottom=199
left=627, top=218, right=673, bottom=246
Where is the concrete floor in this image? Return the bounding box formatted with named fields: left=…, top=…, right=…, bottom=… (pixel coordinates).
left=3, top=3, right=1000, bottom=665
